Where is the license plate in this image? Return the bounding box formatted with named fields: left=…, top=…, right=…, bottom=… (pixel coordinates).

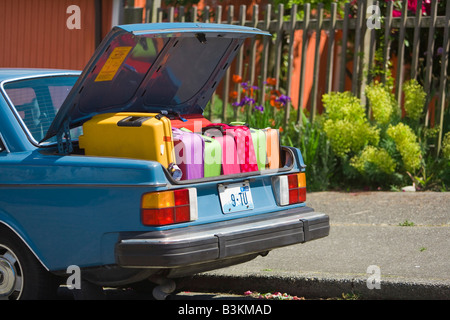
left=218, top=181, right=254, bottom=213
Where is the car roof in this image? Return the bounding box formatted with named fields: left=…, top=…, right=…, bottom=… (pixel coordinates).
left=0, top=68, right=81, bottom=82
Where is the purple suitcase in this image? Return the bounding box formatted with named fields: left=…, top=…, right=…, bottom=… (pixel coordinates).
left=172, top=128, right=204, bottom=180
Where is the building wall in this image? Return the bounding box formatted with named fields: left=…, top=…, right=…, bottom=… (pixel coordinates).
left=0, top=0, right=113, bottom=70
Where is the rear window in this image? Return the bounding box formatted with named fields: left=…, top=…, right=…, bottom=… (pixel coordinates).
left=3, top=76, right=78, bottom=142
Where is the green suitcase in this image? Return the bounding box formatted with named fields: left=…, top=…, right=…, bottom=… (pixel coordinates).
left=202, top=135, right=222, bottom=177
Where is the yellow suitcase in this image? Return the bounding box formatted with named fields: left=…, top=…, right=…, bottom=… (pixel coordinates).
left=79, top=112, right=176, bottom=169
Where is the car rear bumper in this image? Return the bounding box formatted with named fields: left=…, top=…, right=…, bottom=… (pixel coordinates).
left=115, top=206, right=329, bottom=268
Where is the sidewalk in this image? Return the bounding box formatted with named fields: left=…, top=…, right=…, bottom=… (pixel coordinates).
left=182, top=191, right=450, bottom=300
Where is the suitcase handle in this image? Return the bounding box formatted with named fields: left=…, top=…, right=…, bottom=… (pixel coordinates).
left=117, top=116, right=151, bottom=127
left=160, top=110, right=187, bottom=122
left=202, top=125, right=224, bottom=135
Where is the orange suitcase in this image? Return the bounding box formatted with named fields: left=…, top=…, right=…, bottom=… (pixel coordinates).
left=263, top=128, right=280, bottom=169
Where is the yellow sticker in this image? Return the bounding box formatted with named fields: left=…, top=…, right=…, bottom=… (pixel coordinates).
left=95, top=46, right=132, bottom=82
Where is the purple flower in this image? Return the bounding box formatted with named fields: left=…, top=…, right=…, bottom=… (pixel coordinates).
left=232, top=96, right=256, bottom=107
left=276, top=94, right=291, bottom=106
left=254, top=105, right=264, bottom=113
left=240, top=82, right=249, bottom=90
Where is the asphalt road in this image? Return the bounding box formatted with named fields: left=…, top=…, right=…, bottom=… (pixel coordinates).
left=179, top=191, right=450, bottom=300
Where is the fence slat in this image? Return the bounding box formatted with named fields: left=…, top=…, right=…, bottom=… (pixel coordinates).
left=215, top=5, right=222, bottom=24
left=284, top=4, right=297, bottom=126
left=339, top=2, right=350, bottom=91
left=325, top=2, right=337, bottom=94
left=382, top=1, right=393, bottom=85
left=352, top=0, right=364, bottom=96
left=424, top=0, right=438, bottom=127
left=436, top=0, right=450, bottom=155
left=394, top=0, right=408, bottom=107
left=249, top=5, right=259, bottom=87
left=297, top=3, right=310, bottom=124
left=410, top=0, right=422, bottom=79
left=274, top=4, right=284, bottom=91
left=310, top=3, right=324, bottom=122
left=233, top=4, right=246, bottom=119
left=259, top=4, right=271, bottom=107
left=221, top=5, right=234, bottom=122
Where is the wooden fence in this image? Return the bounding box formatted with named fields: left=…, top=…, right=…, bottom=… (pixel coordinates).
left=128, top=0, right=450, bottom=154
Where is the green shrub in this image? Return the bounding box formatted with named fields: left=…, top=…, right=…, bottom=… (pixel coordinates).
left=442, top=132, right=450, bottom=161
left=351, top=146, right=396, bottom=175
left=322, top=92, right=379, bottom=158
left=386, top=123, right=422, bottom=173
left=403, top=79, right=426, bottom=121
left=365, top=81, right=396, bottom=125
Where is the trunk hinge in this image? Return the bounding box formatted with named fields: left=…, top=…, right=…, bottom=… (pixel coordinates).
left=57, top=120, right=73, bottom=154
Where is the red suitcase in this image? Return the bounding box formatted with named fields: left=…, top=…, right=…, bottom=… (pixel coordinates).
left=169, top=113, right=212, bottom=133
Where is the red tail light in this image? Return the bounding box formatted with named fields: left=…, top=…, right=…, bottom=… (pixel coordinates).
left=272, top=172, right=307, bottom=206
left=141, top=188, right=197, bottom=226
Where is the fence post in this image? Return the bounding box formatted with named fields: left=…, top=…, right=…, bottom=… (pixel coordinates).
left=436, top=0, right=450, bottom=155
left=284, top=4, right=296, bottom=126
left=146, top=0, right=160, bottom=23
left=297, top=3, right=310, bottom=125
left=410, top=0, right=423, bottom=80
left=382, top=1, right=393, bottom=85
left=424, top=0, right=438, bottom=127
left=274, top=4, right=284, bottom=92
left=351, top=0, right=364, bottom=97
left=394, top=0, right=408, bottom=109
left=339, top=2, right=350, bottom=92
left=325, top=2, right=337, bottom=94
left=221, top=5, right=234, bottom=122
left=310, top=3, right=324, bottom=122
left=259, top=4, right=271, bottom=108
left=362, top=0, right=376, bottom=107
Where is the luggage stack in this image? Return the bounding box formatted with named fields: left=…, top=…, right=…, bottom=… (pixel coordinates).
left=78, top=112, right=281, bottom=181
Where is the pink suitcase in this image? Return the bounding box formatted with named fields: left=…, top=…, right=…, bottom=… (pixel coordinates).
left=206, top=123, right=259, bottom=173
left=172, top=128, right=204, bottom=180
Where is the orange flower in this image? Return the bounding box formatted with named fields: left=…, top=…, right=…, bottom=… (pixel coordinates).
left=229, top=90, right=238, bottom=99
left=266, top=77, right=277, bottom=86
left=232, top=74, right=243, bottom=83
left=270, top=89, right=281, bottom=96
left=279, top=126, right=284, bottom=133
left=269, top=119, right=275, bottom=127
left=270, top=95, right=281, bottom=109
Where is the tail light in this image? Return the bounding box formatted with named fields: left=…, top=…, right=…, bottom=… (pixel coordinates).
left=141, top=188, right=198, bottom=226
left=272, top=172, right=306, bottom=206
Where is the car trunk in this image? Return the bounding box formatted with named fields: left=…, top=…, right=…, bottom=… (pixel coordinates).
left=39, top=23, right=297, bottom=183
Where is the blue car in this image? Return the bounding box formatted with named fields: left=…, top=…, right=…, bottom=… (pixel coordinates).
left=0, top=23, right=329, bottom=300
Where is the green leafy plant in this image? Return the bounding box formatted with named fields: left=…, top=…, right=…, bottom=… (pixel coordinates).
left=403, top=79, right=426, bottom=122
left=398, top=220, right=415, bottom=227
left=386, top=123, right=422, bottom=173
left=322, top=92, right=380, bottom=158
left=365, top=81, right=396, bottom=125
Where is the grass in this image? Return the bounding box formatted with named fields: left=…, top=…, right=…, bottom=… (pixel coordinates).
left=398, top=220, right=415, bottom=227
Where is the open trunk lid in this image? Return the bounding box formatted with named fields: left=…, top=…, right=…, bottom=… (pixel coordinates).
left=41, top=22, right=270, bottom=143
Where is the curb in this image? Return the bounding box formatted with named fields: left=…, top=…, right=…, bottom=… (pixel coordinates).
left=181, top=273, right=450, bottom=300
